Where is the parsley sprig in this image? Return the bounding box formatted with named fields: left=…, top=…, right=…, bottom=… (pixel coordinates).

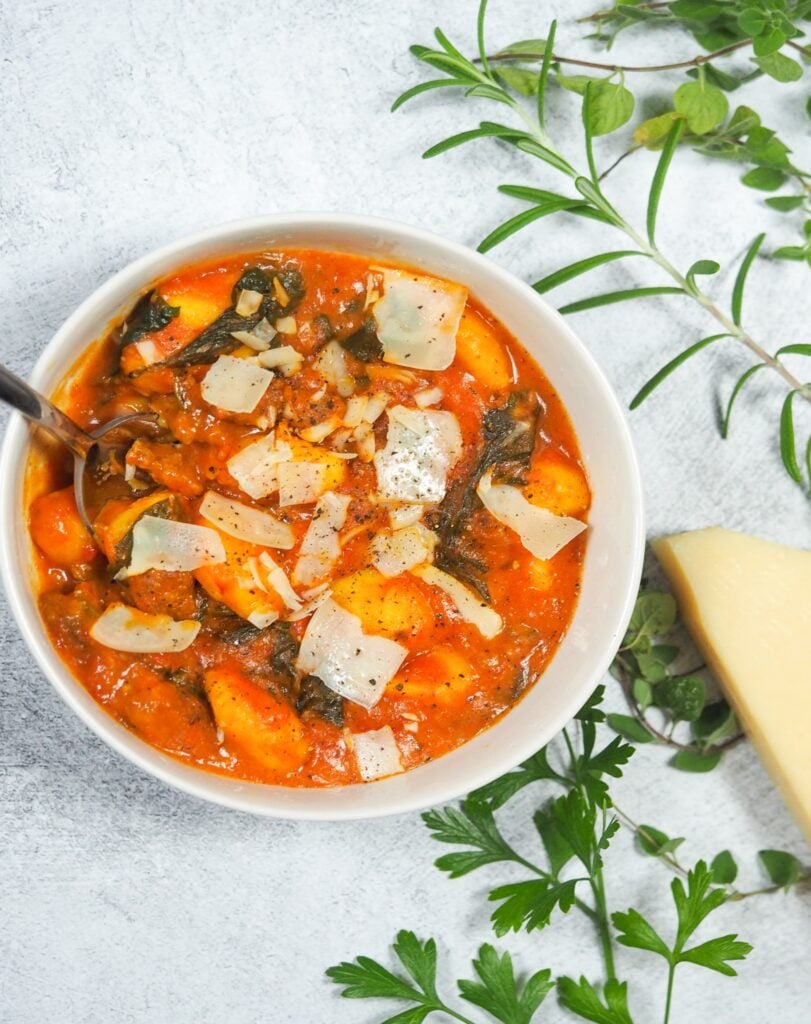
left=393, top=0, right=811, bottom=488
left=327, top=686, right=809, bottom=1023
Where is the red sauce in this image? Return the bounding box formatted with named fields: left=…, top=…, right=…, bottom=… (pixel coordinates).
left=25, top=249, right=590, bottom=787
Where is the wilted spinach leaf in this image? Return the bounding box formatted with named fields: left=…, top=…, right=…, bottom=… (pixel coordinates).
left=430, top=391, right=541, bottom=600
left=120, top=290, right=180, bottom=346
left=296, top=674, right=344, bottom=727
left=341, top=320, right=384, bottom=362
left=268, top=621, right=300, bottom=681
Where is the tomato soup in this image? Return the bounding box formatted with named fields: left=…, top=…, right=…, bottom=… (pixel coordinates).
left=25, top=249, right=590, bottom=787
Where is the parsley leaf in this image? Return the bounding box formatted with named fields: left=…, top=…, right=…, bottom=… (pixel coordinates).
left=458, top=945, right=554, bottom=1023
left=489, top=877, right=581, bottom=935
left=423, top=797, right=534, bottom=878
left=472, top=747, right=562, bottom=809
left=556, top=976, right=635, bottom=1024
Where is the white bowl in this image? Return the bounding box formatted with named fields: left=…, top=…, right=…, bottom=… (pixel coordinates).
left=0, top=213, right=644, bottom=819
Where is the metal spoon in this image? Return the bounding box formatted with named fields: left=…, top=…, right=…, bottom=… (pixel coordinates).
left=0, top=363, right=158, bottom=533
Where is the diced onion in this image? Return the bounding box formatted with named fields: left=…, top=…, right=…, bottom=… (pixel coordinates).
left=199, top=490, right=295, bottom=549
left=314, top=341, right=349, bottom=388
left=299, top=416, right=341, bottom=443
left=126, top=516, right=226, bottom=577
left=412, top=564, right=503, bottom=639
left=201, top=355, right=273, bottom=414
left=414, top=387, right=444, bottom=408
left=248, top=610, right=278, bottom=629
left=388, top=504, right=424, bottom=529
left=230, top=317, right=277, bottom=351
left=235, top=289, right=264, bottom=317
left=342, top=396, right=368, bottom=428
left=352, top=726, right=403, bottom=781
left=275, top=316, right=297, bottom=335
left=293, top=491, right=351, bottom=586
left=476, top=470, right=588, bottom=560
left=362, top=393, right=389, bottom=423
left=278, top=462, right=328, bottom=506
left=296, top=599, right=408, bottom=709
left=90, top=603, right=200, bottom=653
left=134, top=339, right=162, bottom=366
left=272, top=276, right=290, bottom=307
left=257, top=345, right=303, bottom=370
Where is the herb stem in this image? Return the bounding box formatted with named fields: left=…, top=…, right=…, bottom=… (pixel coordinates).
left=486, top=38, right=753, bottom=74
left=663, top=962, right=676, bottom=1024
left=590, top=866, right=616, bottom=979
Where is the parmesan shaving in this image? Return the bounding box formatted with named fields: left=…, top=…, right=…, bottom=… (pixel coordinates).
left=199, top=490, right=295, bottom=549
left=126, top=516, right=226, bottom=577
left=292, top=491, right=351, bottom=586
left=374, top=405, right=462, bottom=503
left=227, top=434, right=293, bottom=500
left=372, top=269, right=467, bottom=371
left=296, top=599, right=408, bottom=709
left=90, top=603, right=200, bottom=653
left=476, top=470, right=588, bottom=560
left=299, top=416, right=341, bottom=443
left=278, top=461, right=328, bottom=506
left=258, top=552, right=302, bottom=611
left=412, top=564, right=503, bottom=639
left=201, top=355, right=273, bottom=414
left=257, top=345, right=303, bottom=371
left=235, top=289, right=264, bottom=317
left=371, top=524, right=436, bottom=578
left=352, top=726, right=403, bottom=781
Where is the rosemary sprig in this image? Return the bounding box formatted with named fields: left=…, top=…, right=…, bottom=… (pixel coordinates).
left=394, top=0, right=811, bottom=487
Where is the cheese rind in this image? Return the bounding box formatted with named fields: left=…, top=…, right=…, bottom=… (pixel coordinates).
left=653, top=527, right=811, bottom=841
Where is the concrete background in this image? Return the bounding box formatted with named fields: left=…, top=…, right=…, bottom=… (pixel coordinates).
left=1, top=1, right=809, bottom=1021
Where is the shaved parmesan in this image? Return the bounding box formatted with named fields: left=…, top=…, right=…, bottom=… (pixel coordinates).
left=352, top=726, right=403, bottom=781
left=371, top=524, right=436, bottom=577
left=373, top=268, right=467, bottom=371
left=388, top=504, right=424, bottom=529
left=412, top=564, right=502, bottom=639
left=201, top=355, right=273, bottom=414
left=374, top=405, right=462, bottom=503
left=227, top=434, right=293, bottom=500
left=235, top=288, right=264, bottom=317
left=293, top=491, right=351, bottom=586
left=90, top=603, right=200, bottom=653
left=126, top=516, right=226, bottom=577
left=134, top=339, right=161, bottom=366
left=199, top=490, right=295, bottom=549
left=296, top=598, right=408, bottom=709
left=247, top=610, right=278, bottom=629
left=286, top=586, right=333, bottom=622
left=258, top=552, right=302, bottom=611
left=278, top=461, right=328, bottom=506
left=477, top=470, right=587, bottom=560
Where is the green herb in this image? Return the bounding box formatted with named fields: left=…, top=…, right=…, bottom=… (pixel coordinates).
left=393, top=0, right=811, bottom=487
left=119, top=290, right=180, bottom=347
left=610, top=583, right=745, bottom=764
left=328, top=685, right=810, bottom=1022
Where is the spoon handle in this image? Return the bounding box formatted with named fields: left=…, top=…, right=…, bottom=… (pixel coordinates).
left=0, top=363, right=93, bottom=457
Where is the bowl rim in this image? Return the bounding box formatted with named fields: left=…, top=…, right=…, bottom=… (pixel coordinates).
left=0, top=212, right=645, bottom=819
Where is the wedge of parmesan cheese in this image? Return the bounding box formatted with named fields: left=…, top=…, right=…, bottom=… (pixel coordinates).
left=653, top=528, right=811, bottom=841
left=373, top=269, right=467, bottom=370
left=126, top=516, right=226, bottom=577
left=201, top=355, right=273, bottom=414
left=477, top=470, right=587, bottom=559
left=412, top=564, right=502, bottom=639
left=199, top=491, right=295, bottom=549
left=293, top=491, right=351, bottom=586
left=352, top=726, right=404, bottom=781
left=90, top=603, right=200, bottom=653
left=371, top=524, right=437, bottom=577
left=374, top=405, right=462, bottom=504
left=296, top=598, right=408, bottom=709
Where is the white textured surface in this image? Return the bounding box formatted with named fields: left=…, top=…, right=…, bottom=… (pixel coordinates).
left=1, top=2, right=809, bottom=1022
